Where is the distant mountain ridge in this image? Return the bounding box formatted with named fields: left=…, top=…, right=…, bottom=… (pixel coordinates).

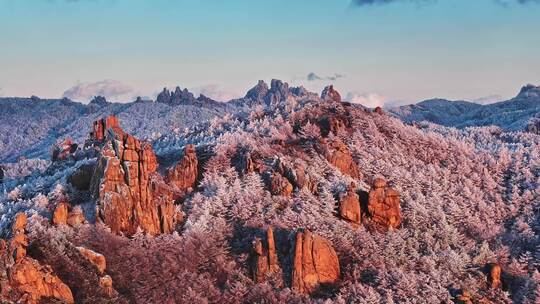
left=0, top=91, right=232, bottom=162
left=0, top=80, right=333, bottom=163
left=389, top=84, right=540, bottom=131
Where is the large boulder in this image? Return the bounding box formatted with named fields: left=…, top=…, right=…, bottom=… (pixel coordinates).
left=292, top=230, right=340, bottom=295
left=99, top=275, right=115, bottom=298
left=267, top=172, right=293, bottom=197
left=166, top=144, right=198, bottom=197
left=52, top=202, right=69, bottom=226
left=89, top=117, right=178, bottom=236
left=67, top=206, right=86, bottom=227
left=339, top=184, right=361, bottom=224
left=76, top=247, right=106, bottom=274
left=251, top=228, right=282, bottom=285
left=0, top=212, right=74, bottom=304
left=488, top=263, right=502, bottom=289
left=367, top=178, right=402, bottom=229
left=316, top=138, right=360, bottom=178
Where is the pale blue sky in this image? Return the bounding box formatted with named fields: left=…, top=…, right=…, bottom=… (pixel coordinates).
left=0, top=0, right=539, bottom=105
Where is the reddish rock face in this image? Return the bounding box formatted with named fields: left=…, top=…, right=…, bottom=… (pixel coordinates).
left=10, top=213, right=28, bottom=263
left=1, top=212, right=74, bottom=304
left=51, top=138, right=78, bottom=162
left=89, top=118, right=178, bottom=236
left=282, top=161, right=317, bottom=193
left=90, top=115, right=124, bottom=142
left=8, top=258, right=75, bottom=304
left=52, top=202, right=69, bottom=226
left=321, top=85, right=342, bottom=103
left=251, top=228, right=282, bottom=284
left=455, top=290, right=473, bottom=304
left=339, top=184, right=361, bottom=224
left=268, top=172, right=294, bottom=196
left=12, top=212, right=27, bottom=234
left=76, top=247, right=106, bottom=274
left=318, top=114, right=350, bottom=137
left=374, top=107, right=384, bottom=115
left=166, top=144, right=198, bottom=196
left=316, top=138, right=360, bottom=178
left=99, top=275, right=115, bottom=297
left=488, top=263, right=502, bottom=289
left=368, top=178, right=402, bottom=229
left=67, top=206, right=86, bottom=227
left=292, top=230, right=340, bottom=295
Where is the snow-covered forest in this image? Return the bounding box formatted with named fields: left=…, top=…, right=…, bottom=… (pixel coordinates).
left=1, top=84, right=539, bottom=303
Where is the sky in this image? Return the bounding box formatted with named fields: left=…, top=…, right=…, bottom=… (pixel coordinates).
left=0, top=0, right=539, bottom=107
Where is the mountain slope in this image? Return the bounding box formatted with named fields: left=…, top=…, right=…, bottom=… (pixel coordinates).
left=0, top=92, right=234, bottom=163
left=389, top=84, right=540, bottom=131
left=0, top=87, right=537, bottom=303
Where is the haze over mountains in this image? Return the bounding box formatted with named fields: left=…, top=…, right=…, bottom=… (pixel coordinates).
left=389, top=84, right=540, bottom=131
left=2, top=81, right=539, bottom=165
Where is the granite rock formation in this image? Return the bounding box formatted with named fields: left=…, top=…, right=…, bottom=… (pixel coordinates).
left=76, top=247, right=106, bottom=274
left=0, top=213, right=74, bottom=304
left=52, top=201, right=69, bottom=226
left=291, top=230, right=340, bottom=295
left=89, top=117, right=179, bottom=236
left=321, top=85, right=341, bottom=103
left=488, top=263, right=502, bottom=289
left=367, top=178, right=402, bottom=229
left=316, top=138, right=360, bottom=178
left=89, top=115, right=124, bottom=143
left=338, top=184, right=361, bottom=224
left=166, top=144, right=198, bottom=197
left=251, top=228, right=281, bottom=284
left=267, top=172, right=294, bottom=197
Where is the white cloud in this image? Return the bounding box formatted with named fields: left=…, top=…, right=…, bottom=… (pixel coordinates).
left=472, top=94, right=503, bottom=105
left=345, top=92, right=388, bottom=108
left=63, top=80, right=133, bottom=102
left=191, top=84, right=242, bottom=102
left=307, top=72, right=345, bottom=82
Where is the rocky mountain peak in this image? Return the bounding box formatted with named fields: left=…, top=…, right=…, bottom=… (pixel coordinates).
left=517, top=84, right=540, bottom=99
left=241, top=79, right=310, bottom=106
left=88, top=117, right=180, bottom=236
left=245, top=80, right=270, bottom=102
left=321, top=85, right=341, bottom=102
left=156, top=86, right=197, bottom=105
left=89, top=96, right=109, bottom=106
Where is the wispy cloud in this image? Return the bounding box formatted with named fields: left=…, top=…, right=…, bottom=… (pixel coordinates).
left=306, top=72, right=345, bottom=82
left=63, top=80, right=133, bottom=102
left=472, top=94, right=503, bottom=105
left=346, top=92, right=388, bottom=108
left=191, top=84, right=241, bottom=102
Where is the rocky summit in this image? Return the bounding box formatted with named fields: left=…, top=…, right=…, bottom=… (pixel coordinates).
left=0, top=81, right=535, bottom=303
left=89, top=116, right=181, bottom=236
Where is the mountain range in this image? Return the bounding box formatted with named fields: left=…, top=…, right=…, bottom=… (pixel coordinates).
left=389, top=84, right=540, bottom=131
left=0, top=81, right=539, bottom=303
